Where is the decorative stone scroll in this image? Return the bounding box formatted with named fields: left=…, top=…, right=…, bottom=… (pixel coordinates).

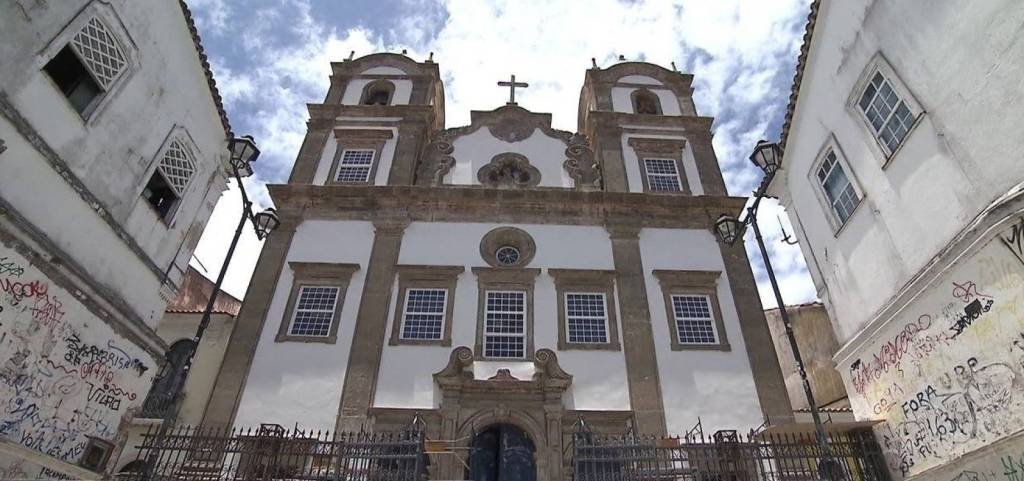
left=563, top=133, right=602, bottom=190
left=416, top=130, right=457, bottom=185
left=432, top=346, right=572, bottom=393
left=477, top=152, right=542, bottom=188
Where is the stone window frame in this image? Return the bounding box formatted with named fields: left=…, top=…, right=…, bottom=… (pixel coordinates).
left=472, top=267, right=541, bottom=360
left=846, top=53, right=924, bottom=165
left=652, top=270, right=730, bottom=351
left=388, top=265, right=464, bottom=346
left=549, top=269, right=621, bottom=351
left=326, top=128, right=394, bottom=185
left=630, top=88, right=663, bottom=115
left=275, top=262, right=360, bottom=344
left=359, top=79, right=396, bottom=105
left=140, top=127, right=202, bottom=224
left=38, top=4, right=138, bottom=123
left=627, top=137, right=690, bottom=195
left=807, top=136, right=866, bottom=235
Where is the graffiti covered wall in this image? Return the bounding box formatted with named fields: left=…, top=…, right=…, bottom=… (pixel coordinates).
left=0, top=245, right=154, bottom=466
left=843, top=219, right=1024, bottom=478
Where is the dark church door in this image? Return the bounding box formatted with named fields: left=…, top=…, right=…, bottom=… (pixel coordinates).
left=467, top=424, right=536, bottom=481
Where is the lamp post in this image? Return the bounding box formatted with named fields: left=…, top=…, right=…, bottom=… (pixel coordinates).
left=144, top=136, right=278, bottom=478
left=713, top=140, right=839, bottom=479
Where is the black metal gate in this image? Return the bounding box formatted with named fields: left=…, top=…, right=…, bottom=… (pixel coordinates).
left=119, top=423, right=427, bottom=481
left=571, top=425, right=891, bottom=481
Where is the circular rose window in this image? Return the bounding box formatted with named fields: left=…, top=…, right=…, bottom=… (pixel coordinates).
left=495, top=246, right=521, bottom=266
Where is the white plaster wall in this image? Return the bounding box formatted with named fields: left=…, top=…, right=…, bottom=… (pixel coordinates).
left=0, top=245, right=156, bottom=464
left=341, top=77, right=413, bottom=106
left=0, top=1, right=228, bottom=326
left=620, top=133, right=704, bottom=195
left=775, top=0, right=1024, bottom=345
left=610, top=86, right=681, bottom=116
left=639, top=228, right=765, bottom=434
left=373, top=222, right=630, bottom=411
left=444, top=129, right=574, bottom=188
left=233, top=220, right=375, bottom=430
left=154, top=312, right=235, bottom=425
left=311, top=125, right=399, bottom=186
left=619, top=75, right=663, bottom=85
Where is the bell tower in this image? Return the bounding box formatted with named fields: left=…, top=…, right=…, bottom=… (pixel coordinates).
left=578, top=61, right=726, bottom=195
left=287, top=52, right=445, bottom=187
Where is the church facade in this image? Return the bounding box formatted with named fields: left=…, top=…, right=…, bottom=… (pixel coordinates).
left=202, top=53, right=792, bottom=480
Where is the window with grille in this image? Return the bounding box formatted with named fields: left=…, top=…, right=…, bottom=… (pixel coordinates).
left=565, top=293, right=609, bottom=344
left=644, top=158, right=682, bottom=192
left=288, top=286, right=340, bottom=337
left=857, top=71, right=916, bottom=155
left=143, top=139, right=197, bottom=219
left=816, top=150, right=860, bottom=225
left=483, top=291, right=527, bottom=358
left=400, top=288, right=447, bottom=340
left=671, top=295, right=718, bottom=344
left=335, top=149, right=375, bottom=183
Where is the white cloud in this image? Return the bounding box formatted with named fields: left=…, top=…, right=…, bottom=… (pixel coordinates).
left=188, top=0, right=818, bottom=311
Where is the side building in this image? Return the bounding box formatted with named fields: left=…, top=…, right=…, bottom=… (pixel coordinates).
left=201, top=53, right=793, bottom=481
left=0, top=1, right=233, bottom=478
left=771, top=0, right=1024, bottom=478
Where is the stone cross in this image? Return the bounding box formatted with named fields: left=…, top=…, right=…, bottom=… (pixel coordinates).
left=497, top=74, right=528, bottom=105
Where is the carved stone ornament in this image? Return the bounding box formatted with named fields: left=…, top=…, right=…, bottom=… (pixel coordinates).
left=477, top=152, right=541, bottom=188
left=416, top=130, right=457, bottom=186
left=433, top=346, right=572, bottom=393
left=563, top=133, right=602, bottom=190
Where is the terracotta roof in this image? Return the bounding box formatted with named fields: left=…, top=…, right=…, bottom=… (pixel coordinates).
left=779, top=0, right=822, bottom=152
left=165, top=266, right=242, bottom=316
left=177, top=0, right=232, bottom=138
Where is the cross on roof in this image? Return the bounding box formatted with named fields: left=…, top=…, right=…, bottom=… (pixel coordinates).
left=497, top=74, right=528, bottom=105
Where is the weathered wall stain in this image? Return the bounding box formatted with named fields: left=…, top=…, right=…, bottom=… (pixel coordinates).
left=0, top=247, right=153, bottom=465
left=843, top=224, right=1024, bottom=479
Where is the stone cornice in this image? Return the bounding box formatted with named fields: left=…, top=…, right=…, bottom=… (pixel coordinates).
left=588, top=110, right=715, bottom=132
left=269, top=184, right=747, bottom=229
left=306, top=103, right=437, bottom=128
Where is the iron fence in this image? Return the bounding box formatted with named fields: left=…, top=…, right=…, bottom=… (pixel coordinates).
left=118, top=423, right=427, bottom=481
left=571, top=427, right=890, bottom=481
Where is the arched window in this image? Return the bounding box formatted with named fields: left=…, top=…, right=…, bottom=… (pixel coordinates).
left=139, top=339, right=196, bottom=418
left=631, top=89, right=662, bottom=115
left=360, top=80, right=395, bottom=106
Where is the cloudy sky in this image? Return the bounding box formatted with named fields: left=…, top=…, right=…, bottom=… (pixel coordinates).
left=187, top=0, right=818, bottom=309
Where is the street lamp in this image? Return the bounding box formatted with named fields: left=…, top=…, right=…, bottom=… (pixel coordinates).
left=713, top=140, right=840, bottom=480
left=154, top=135, right=279, bottom=430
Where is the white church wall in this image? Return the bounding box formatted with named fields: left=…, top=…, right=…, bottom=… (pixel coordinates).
left=620, top=132, right=704, bottom=195
left=341, top=77, right=413, bottom=106
left=638, top=228, right=765, bottom=434
left=444, top=129, right=575, bottom=188
left=373, top=222, right=630, bottom=411
left=233, top=220, right=374, bottom=430
left=311, top=126, right=399, bottom=186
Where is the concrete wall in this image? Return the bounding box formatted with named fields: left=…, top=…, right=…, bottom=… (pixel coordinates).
left=0, top=244, right=155, bottom=465
left=775, top=0, right=1024, bottom=345
left=764, top=303, right=848, bottom=412
left=0, top=0, right=229, bottom=327
left=836, top=223, right=1024, bottom=478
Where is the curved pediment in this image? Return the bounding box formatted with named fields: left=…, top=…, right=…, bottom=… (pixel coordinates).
left=416, top=104, right=601, bottom=189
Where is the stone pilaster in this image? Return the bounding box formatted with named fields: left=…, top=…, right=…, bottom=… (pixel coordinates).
left=605, top=224, right=667, bottom=435
left=717, top=239, right=795, bottom=425
left=593, top=123, right=629, bottom=192
left=386, top=122, right=429, bottom=185
left=334, top=220, right=408, bottom=432
left=202, top=216, right=299, bottom=427
left=288, top=121, right=333, bottom=185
